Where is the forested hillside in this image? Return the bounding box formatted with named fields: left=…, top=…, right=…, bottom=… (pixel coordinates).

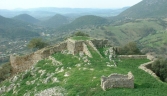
left=13, top=14, right=40, bottom=24
left=0, top=15, right=39, bottom=39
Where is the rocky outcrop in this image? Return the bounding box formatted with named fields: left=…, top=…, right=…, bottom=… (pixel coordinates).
left=101, top=72, right=134, bottom=91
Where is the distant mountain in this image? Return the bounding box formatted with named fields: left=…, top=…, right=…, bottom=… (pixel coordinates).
left=0, top=15, right=39, bottom=39
left=13, top=14, right=40, bottom=24
left=39, top=14, right=69, bottom=28
left=57, top=15, right=108, bottom=31
left=118, top=0, right=167, bottom=19
left=0, top=7, right=129, bottom=18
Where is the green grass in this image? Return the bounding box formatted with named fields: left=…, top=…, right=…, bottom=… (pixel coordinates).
left=1, top=46, right=167, bottom=96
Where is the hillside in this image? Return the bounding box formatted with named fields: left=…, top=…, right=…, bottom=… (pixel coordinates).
left=57, top=15, right=108, bottom=31
left=13, top=14, right=40, bottom=24
left=0, top=37, right=167, bottom=96
left=39, top=14, right=69, bottom=28
left=0, top=15, right=39, bottom=39
left=118, top=0, right=167, bottom=19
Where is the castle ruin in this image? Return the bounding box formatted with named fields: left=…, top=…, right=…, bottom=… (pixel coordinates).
left=101, top=72, right=134, bottom=91
left=10, top=38, right=108, bottom=73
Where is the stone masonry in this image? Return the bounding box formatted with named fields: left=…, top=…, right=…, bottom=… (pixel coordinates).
left=10, top=39, right=108, bottom=73
left=10, top=41, right=67, bottom=73
left=101, top=72, right=134, bottom=91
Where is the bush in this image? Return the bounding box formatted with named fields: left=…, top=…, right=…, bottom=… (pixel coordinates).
left=0, top=62, right=11, bottom=82
left=116, top=42, right=142, bottom=55
left=151, top=58, right=167, bottom=82
left=27, top=38, right=48, bottom=50
left=73, top=31, right=89, bottom=37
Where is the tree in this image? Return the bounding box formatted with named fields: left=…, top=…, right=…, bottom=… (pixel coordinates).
left=73, top=31, right=89, bottom=37
left=27, top=38, right=48, bottom=50
left=117, top=42, right=142, bottom=55
left=151, top=58, right=167, bottom=82
left=0, top=62, right=11, bottom=82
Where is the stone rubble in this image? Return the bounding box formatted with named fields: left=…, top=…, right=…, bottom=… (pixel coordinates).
left=34, top=87, right=66, bottom=96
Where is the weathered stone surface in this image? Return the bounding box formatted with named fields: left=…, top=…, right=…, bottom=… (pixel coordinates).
left=87, top=41, right=102, bottom=58
left=34, top=87, right=66, bottom=96
left=139, top=61, right=158, bottom=78
left=118, top=55, right=147, bottom=59
left=101, top=72, right=134, bottom=91
left=10, top=39, right=108, bottom=74
left=83, top=43, right=92, bottom=57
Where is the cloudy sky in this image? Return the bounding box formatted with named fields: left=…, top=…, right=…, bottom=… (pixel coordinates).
left=0, top=0, right=142, bottom=9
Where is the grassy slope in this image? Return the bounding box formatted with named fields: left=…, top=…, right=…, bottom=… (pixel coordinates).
left=1, top=43, right=167, bottom=96
left=73, top=18, right=167, bottom=56
left=118, top=0, right=167, bottom=19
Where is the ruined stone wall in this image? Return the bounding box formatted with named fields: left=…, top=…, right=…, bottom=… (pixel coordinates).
left=10, top=53, right=41, bottom=73
left=83, top=43, right=92, bottom=57
left=67, top=39, right=84, bottom=54
left=67, top=39, right=75, bottom=54
left=87, top=41, right=102, bottom=58
left=74, top=41, right=83, bottom=54
left=146, top=53, right=156, bottom=61
left=118, top=55, right=147, bottom=59
left=10, top=42, right=67, bottom=73
left=139, top=61, right=158, bottom=78
left=101, top=72, right=134, bottom=91
left=10, top=39, right=109, bottom=73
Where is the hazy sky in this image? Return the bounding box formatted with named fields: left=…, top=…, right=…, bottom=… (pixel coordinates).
left=0, top=0, right=142, bottom=9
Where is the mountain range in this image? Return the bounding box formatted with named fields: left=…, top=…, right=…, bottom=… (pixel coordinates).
left=118, top=0, right=167, bottom=19
left=0, top=15, right=39, bottom=39
left=0, top=7, right=128, bottom=18
left=13, top=14, right=40, bottom=24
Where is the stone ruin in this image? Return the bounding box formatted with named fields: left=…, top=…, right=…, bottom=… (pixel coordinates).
left=10, top=38, right=108, bottom=73
left=101, top=72, right=134, bottom=91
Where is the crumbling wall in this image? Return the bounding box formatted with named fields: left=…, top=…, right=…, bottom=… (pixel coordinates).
left=101, top=72, right=134, bottom=91
left=83, top=43, right=92, bottom=57
left=139, top=61, right=158, bottom=78
left=10, top=39, right=109, bottom=73
left=118, top=55, right=147, bottom=59
left=67, top=39, right=84, bottom=54
left=67, top=39, right=75, bottom=54
left=10, top=42, right=67, bottom=73
left=87, top=41, right=103, bottom=58
left=10, top=53, right=41, bottom=73
left=74, top=41, right=83, bottom=54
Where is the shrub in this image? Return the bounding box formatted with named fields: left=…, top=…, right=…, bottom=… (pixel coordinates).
left=73, top=31, right=89, bottom=37
left=0, top=62, right=11, bottom=82
left=27, top=38, right=48, bottom=50
left=151, top=58, right=167, bottom=82
left=116, top=42, right=142, bottom=55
